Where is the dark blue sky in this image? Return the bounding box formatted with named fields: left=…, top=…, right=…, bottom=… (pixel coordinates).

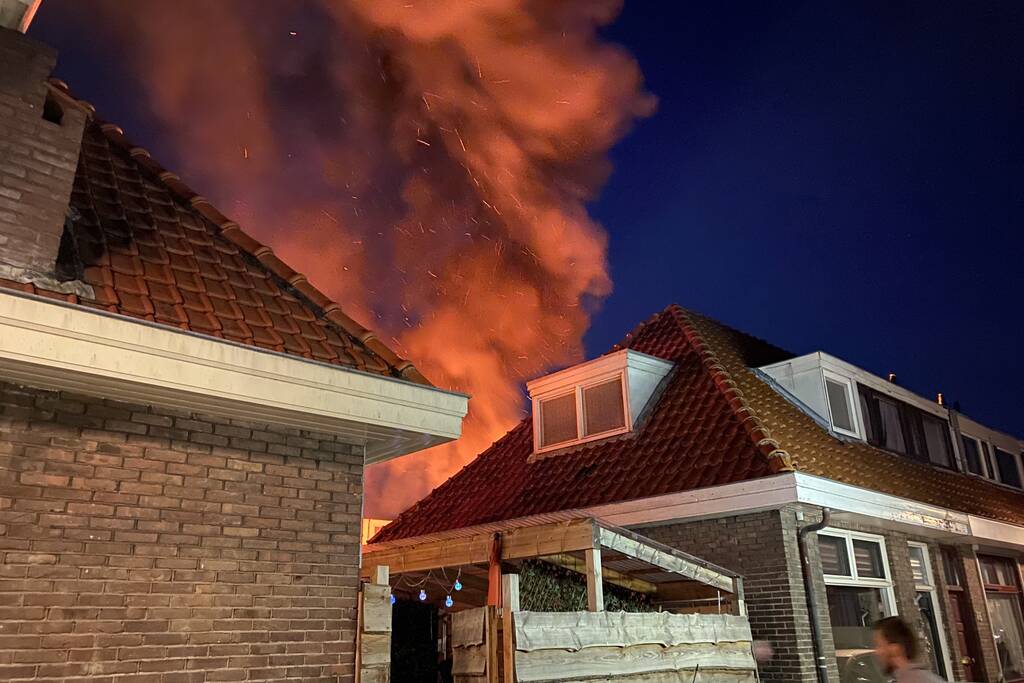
left=32, top=2, right=1023, bottom=437
left=586, top=1, right=1023, bottom=436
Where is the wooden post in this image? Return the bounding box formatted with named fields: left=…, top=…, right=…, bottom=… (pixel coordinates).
left=501, top=574, right=520, bottom=612
left=487, top=533, right=502, bottom=607
left=501, top=574, right=520, bottom=683
left=585, top=547, right=604, bottom=612
left=374, top=564, right=390, bottom=587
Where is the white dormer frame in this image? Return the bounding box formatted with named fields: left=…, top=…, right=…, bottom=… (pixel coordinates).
left=528, top=349, right=674, bottom=455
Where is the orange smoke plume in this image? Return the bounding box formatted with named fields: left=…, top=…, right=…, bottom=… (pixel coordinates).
left=55, top=0, right=653, bottom=517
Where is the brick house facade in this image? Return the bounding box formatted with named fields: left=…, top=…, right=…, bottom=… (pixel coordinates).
left=371, top=305, right=1024, bottom=683
left=0, top=8, right=467, bottom=682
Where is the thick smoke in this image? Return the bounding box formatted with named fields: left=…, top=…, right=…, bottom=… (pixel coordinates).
left=52, top=0, right=653, bottom=517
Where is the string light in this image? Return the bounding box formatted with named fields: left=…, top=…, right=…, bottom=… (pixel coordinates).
left=390, top=594, right=396, bottom=606
left=419, top=589, right=427, bottom=601
left=445, top=595, right=454, bottom=608
left=454, top=579, right=462, bottom=592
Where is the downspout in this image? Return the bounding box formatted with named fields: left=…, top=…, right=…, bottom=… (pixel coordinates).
left=798, top=508, right=832, bottom=683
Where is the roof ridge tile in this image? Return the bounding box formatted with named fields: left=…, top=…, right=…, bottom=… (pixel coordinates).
left=667, top=306, right=794, bottom=473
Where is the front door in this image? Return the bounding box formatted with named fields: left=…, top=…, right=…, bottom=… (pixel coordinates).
left=948, top=590, right=981, bottom=681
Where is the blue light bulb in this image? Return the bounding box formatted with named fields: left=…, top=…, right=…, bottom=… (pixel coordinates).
left=390, top=594, right=396, bottom=605
left=454, top=580, right=462, bottom=591
left=418, top=589, right=427, bottom=601
left=445, top=595, right=453, bottom=608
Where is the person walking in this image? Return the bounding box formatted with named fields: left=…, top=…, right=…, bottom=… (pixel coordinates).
left=874, top=617, right=946, bottom=683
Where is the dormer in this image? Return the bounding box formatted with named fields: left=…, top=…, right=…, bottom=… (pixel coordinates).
left=527, top=349, right=674, bottom=454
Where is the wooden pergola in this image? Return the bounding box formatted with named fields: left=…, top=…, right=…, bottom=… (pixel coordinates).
left=361, top=517, right=745, bottom=615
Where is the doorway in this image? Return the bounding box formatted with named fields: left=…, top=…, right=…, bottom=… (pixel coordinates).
left=941, top=548, right=983, bottom=682
left=909, top=543, right=953, bottom=679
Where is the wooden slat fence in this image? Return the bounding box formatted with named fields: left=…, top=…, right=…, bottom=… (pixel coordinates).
left=512, top=611, right=757, bottom=683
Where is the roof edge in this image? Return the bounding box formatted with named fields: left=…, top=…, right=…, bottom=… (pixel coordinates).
left=46, top=79, right=432, bottom=387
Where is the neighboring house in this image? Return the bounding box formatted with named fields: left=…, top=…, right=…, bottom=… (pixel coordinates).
left=372, top=304, right=1024, bottom=683
left=0, top=8, right=466, bottom=682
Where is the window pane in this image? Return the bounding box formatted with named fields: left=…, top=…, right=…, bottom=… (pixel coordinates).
left=583, top=378, right=626, bottom=436
left=941, top=549, right=962, bottom=587
left=825, top=379, right=855, bottom=432
left=916, top=591, right=949, bottom=678
left=539, top=393, right=577, bottom=447
left=962, top=436, right=985, bottom=476
left=922, top=417, right=952, bottom=468
left=819, top=535, right=851, bottom=576
left=827, top=585, right=891, bottom=683
left=908, top=545, right=928, bottom=585
left=878, top=398, right=907, bottom=454
left=995, top=448, right=1023, bottom=489
left=980, top=556, right=1019, bottom=588
left=853, top=539, right=886, bottom=579
left=987, top=593, right=1024, bottom=681
left=859, top=390, right=879, bottom=444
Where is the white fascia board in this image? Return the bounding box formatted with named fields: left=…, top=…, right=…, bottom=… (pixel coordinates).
left=0, top=289, right=467, bottom=463
left=579, top=474, right=801, bottom=528
left=573, top=470, right=1024, bottom=549
left=792, top=472, right=971, bottom=536
left=525, top=348, right=671, bottom=399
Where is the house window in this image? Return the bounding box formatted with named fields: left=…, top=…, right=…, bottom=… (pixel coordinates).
left=858, top=385, right=953, bottom=469
left=535, top=375, right=629, bottom=452
left=539, top=392, right=578, bottom=448
left=824, top=374, right=857, bottom=435
left=961, top=435, right=987, bottom=477
left=994, top=448, right=1023, bottom=489
left=583, top=378, right=626, bottom=436
left=820, top=530, right=897, bottom=683
left=909, top=542, right=952, bottom=679
left=980, top=555, right=1024, bottom=682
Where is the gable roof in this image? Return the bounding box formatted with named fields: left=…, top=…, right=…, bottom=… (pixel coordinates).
left=375, top=304, right=1024, bottom=542
left=0, top=82, right=429, bottom=386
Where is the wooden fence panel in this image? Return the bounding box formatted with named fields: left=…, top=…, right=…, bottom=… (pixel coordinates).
left=512, top=611, right=756, bottom=683
left=359, top=583, right=392, bottom=682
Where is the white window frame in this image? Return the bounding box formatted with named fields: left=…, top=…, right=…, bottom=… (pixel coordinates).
left=533, top=371, right=631, bottom=454
left=961, top=432, right=1024, bottom=492
left=821, top=370, right=861, bottom=439
left=908, top=541, right=955, bottom=680
left=819, top=528, right=898, bottom=615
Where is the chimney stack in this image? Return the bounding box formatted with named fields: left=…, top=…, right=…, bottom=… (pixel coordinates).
left=0, top=0, right=90, bottom=292
left=0, top=0, right=40, bottom=32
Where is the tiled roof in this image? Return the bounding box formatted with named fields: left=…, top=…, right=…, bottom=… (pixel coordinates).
left=375, top=304, right=1024, bottom=542
left=0, top=83, right=429, bottom=385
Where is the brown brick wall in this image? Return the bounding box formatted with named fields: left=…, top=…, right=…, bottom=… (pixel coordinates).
left=637, top=507, right=826, bottom=683
left=0, top=27, right=87, bottom=282
left=0, top=380, right=364, bottom=682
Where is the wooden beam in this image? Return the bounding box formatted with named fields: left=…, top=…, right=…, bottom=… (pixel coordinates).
left=597, top=527, right=735, bottom=592
left=362, top=519, right=598, bottom=579
left=541, top=553, right=658, bottom=594
left=585, top=547, right=604, bottom=612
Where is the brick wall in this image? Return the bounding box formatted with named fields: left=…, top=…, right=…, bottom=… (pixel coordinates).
left=637, top=507, right=828, bottom=683
left=0, top=380, right=364, bottom=682
left=0, top=26, right=87, bottom=284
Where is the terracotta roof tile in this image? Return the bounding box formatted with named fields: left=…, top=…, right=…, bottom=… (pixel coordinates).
left=375, top=304, right=1024, bottom=543
left=0, top=103, right=428, bottom=384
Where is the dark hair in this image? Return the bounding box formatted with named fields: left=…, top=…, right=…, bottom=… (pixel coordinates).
left=874, top=617, right=919, bottom=660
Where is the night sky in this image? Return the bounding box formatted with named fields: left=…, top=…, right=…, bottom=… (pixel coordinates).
left=31, top=2, right=1024, bottom=437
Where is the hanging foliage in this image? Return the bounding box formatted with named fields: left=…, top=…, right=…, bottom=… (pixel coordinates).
left=518, top=559, right=655, bottom=613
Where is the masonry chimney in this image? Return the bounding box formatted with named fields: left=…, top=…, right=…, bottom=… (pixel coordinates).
left=0, top=0, right=89, bottom=290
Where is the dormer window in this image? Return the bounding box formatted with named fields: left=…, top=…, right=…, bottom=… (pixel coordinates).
left=529, top=349, right=673, bottom=455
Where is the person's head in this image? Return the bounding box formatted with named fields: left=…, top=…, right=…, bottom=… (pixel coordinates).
left=873, top=617, right=919, bottom=672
